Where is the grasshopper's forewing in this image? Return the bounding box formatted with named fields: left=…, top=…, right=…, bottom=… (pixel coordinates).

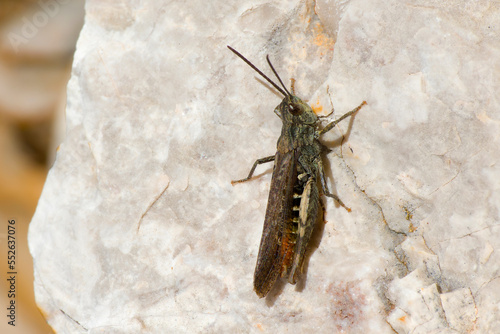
left=253, top=149, right=299, bottom=298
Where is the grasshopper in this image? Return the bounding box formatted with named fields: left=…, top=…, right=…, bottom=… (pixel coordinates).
left=228, top=45, right=366, bottom=298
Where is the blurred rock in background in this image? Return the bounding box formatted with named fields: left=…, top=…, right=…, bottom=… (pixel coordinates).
left=0, top=1, right=84, bottom=333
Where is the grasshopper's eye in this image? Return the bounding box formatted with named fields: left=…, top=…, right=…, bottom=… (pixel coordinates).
left=288, top=103, right=303, bottom=115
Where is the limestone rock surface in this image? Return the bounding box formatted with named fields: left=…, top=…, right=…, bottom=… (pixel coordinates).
left=29, top=0, right=500, bottom=332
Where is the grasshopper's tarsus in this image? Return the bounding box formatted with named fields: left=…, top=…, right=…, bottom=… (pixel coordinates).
left=324, top=192, right=351, bottom=212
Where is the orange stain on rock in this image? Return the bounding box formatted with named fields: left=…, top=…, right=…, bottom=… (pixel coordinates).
left=313, top=22, right=335, bottom=51
left=311, top=99, right=323, bottom=114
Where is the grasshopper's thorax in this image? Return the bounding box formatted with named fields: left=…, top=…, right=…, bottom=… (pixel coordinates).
left=276, top=95, right=318, bottom=152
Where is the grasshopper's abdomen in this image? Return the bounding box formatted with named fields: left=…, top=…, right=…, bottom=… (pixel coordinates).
left=281, top=171, right=320, bottom=284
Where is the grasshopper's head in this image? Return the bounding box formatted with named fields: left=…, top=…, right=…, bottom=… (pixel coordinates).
left=276, top=94, right=318, bottom=125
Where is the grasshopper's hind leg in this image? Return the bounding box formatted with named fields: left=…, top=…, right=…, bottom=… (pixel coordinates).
left=231, top=155, right=275, bottom=184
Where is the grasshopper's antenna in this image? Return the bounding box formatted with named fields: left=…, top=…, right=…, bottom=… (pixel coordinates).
left=266, top=55, right=292, bottom=97
left=227, top=45, right=288, bottom=97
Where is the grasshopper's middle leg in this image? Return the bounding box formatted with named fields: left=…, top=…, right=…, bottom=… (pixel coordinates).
left=317, top=158, right=351, bottom=212
left=231, top=155, right=275, bottom=185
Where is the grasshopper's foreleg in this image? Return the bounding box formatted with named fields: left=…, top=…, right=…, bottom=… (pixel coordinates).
left=318, top=110, right=335, bottom=119
left=231, top=155, right=275, bottom=185
left=319, top=101, right=366, bottom=136
left=317, top=158, right=351, bottom=212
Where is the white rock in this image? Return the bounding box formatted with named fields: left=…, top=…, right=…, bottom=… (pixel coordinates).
left=441, top=288, right=476, bottom=333
left=29, top=0, right=500, bottom=332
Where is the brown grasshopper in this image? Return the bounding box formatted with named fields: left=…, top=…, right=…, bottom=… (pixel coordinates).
left=228, top=45, right=366, bottom=298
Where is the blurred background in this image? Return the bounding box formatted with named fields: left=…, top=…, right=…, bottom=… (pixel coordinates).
left=0, top=1, right=85, bottom=333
